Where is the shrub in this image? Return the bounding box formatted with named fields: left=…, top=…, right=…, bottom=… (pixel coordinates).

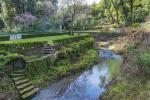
left=0, top=40, right=47, bottom=53
left=3, top=54, right=25, bottom=65
left=53, top=35, right=90, bottom=46
left=136, top=51, right=150, bottom=76
left=132, top=23, right=141, bottom=28
left=0, top=36, right=9, bottom=41
left=26, top=55, right=52, bottom=79
left=58, top=37, right=95, bottom=60
left=133, top=8, right=149, bottom=23
left=0, top=54, right=25, bottom=71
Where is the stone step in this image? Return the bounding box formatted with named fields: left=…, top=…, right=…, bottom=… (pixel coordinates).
left=44, top=52, right=50, bottom=54
left=11, top=73, right=24, bottom=77
left=45, top=49, right=54, bottom=51
left=13, top=77, right=25, bottom=81
left=44, top=46, right=52, bottom=49
left=21, top=88, right=38, bottom=99
left=14, top=70, right=25, bottom=74
left=17, top=82, right=32, bottom=90
left=19, top=85, right=35, bottom=95
left=15, top=79, right=29, bottom=85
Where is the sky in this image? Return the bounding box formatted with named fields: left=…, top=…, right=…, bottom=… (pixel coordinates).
left=86, top=0, right=101, bottom=5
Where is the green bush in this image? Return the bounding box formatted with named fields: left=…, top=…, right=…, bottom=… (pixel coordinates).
left=0, top=54, right=25, bottom=71
left=4, top=54, right=25, bottom=65
left=133, top=8, right=149, bottom=23
left=58, top=37, right=95, bottom=60
left=26, top=55, right=52, bottom=79
left=53, top=35, right=90, bottom=46
left=136, top=51, right=150, bottom=76
left=0, top=40, right=47, bottom=53
left=132, top=23, right=141, bottom=28
left=0, top=36, right=9, bottom=41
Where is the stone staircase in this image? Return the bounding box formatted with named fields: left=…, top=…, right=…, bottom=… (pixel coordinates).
left=11, top=70, right=38, bottom=100
left=44, top=44, right=56, bottom=54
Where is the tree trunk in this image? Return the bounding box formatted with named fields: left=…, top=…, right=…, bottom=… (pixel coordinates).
left=111, top=0, right=120, bottom=25
left=107, top=9, right=116, bottom=23
left=129, top=0, right=133, bottom=25
left=104, top=0, right=116, bottom=23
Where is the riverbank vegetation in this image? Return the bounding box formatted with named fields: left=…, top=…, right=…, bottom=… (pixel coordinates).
left=0, top=0, right=150, bottom=99
left=101, top=31, right=150, bottom=99
left=0, top=34, right=98, bottom=99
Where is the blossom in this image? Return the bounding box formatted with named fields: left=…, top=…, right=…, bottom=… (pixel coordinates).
left=14, top=12, right=37, bottom=25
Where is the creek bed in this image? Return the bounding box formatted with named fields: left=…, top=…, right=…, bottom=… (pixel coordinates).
left=32, top=49, right=123, bottom=100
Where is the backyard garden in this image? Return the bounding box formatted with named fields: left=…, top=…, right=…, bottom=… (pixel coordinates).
left=0, top=0, right=150, bottom=100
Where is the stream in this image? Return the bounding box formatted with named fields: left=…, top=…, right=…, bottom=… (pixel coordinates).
left=32, top=49, right=123, bottom=100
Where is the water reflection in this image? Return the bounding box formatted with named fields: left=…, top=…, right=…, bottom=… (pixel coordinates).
left=32, top=50, right=123, bottom=100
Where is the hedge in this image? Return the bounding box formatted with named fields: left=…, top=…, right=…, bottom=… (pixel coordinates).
left=22, top=33, right=64, bottom=39
left=26, top=55, right=52, bottom=79
left=0, top=40, right=48, bottom=53
left=0, top=36, right=9, bottom=41
left=53, top=35, right=90, bottom=46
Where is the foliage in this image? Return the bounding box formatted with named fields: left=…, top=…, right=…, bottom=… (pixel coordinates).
left=3, top=54, right=25, bottom=65
left=53, top=35, right=90, bottom=45
left=0, top=53, right=25, bottom=70
left=58, top=37, right=95, bottom=60
left=1, top=0, right=58, bottom=32
left=132, top=23, right=141, bottom=28
left=0, top=18, right=5, bottom=30
left=91, top=0, right=150, bottom=26
left=0, top=40, right=47, bottom=53
left=132, top=8, right=149, bottom=23
left=0, top=36, right=9, bottom=41
left=26, top=55, right=52, bottom=79
left=47, top=49, right=98, bottom=84
left=0, top=78, right=14, bottom=94
left=14, top=12, right=37, bottom=25
left=136, top=51, right=150, bottom=76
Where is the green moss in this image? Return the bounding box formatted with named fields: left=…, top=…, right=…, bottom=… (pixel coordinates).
left=0, top=54, right=25, bottom=71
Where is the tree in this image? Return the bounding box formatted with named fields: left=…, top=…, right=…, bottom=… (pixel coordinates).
left=110, top=0, right=120, bottom=24
left=62, top=0, right=86, bottom=35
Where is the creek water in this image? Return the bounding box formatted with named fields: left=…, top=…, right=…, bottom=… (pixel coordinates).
left=32, top=49, right=123, bottom=100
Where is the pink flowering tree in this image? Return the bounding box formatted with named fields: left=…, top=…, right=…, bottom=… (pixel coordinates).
left=14, top=12, right=37, bottom=30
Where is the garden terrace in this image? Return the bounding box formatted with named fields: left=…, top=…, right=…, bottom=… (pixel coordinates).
left=0, top=33, right=65, bottom=41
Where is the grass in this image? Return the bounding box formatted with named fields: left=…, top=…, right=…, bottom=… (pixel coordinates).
left=2, top=35, right=72, bottom=44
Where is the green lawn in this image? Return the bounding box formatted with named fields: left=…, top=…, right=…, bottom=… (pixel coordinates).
left=3, top=35, right=72, bottom=44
